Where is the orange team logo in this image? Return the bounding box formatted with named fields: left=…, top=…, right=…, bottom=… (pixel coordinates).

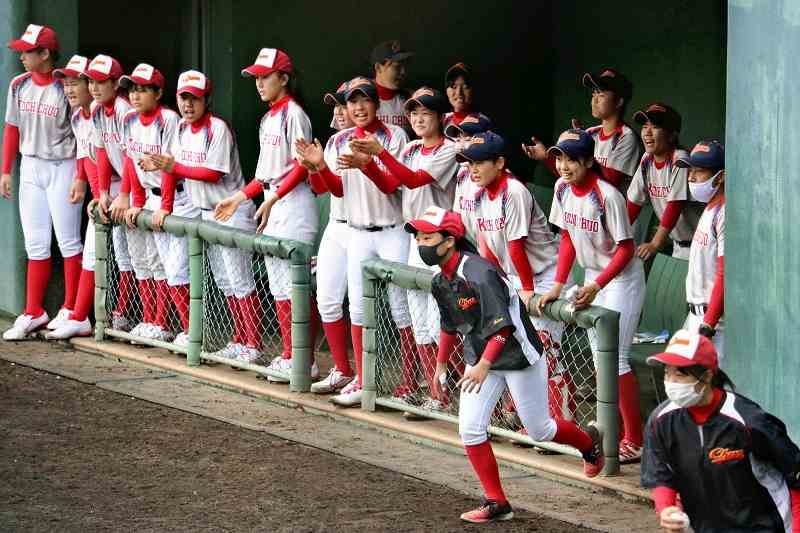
left=458, top=297, right=478, bottom=310
left=423, top=208, right=440, bottom=218
left=24, top=30, right=33, bottom=36
left=93, top=59, right=108, bottom=66
left=692, top=144, right=712, bottom=155
left=182, top=74, right=203, bottom=82
left=647, top=104, right=667, bottom=113
left=69, top=58, right=82, bottom=66
left=452, top=62, right=469, bottom=72
left=349, top=77, right=371, bottom=88
left=469, top=137, right=485, bottom=145
left=412, top=87, right=435, bottom=99
left=461, top=115, right=479, bottom=124
left=708, top=447, right=746, bottom=465
left=558, top=131, right=581, bottom=142
left=600, top=69, right=617, bottom=78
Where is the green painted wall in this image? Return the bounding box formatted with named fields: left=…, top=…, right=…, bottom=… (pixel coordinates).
left=726, top=0, right=800, bottom=442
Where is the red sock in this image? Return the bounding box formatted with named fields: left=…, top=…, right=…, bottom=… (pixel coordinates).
left=24, top=258, right=52, bottom=317
left=398, top=327, right=418, bottom=392
left=275, top=299, right=292, bottom=359
left=138, top=279, right=156, bottom=323
left=553, top=419, right=593, bottom=454
left=351, top=324, right=363, bottom=383
left=62, top=253, right=82, bottom=310
left=154, top=280, right=171, bottom=329
left=227, top=295, right=244, bottom=344
left=464, top=441, right=507, bottom=505
left=169, top=284, right=190, bottom=332
left=619, top=371, right=643, bottom=446
left=322, top=318, right=353, bottom=376
left=239, top=292, right=262, bottom=348
left=69, top=269, right=95, bottom=322
left=114, top=271, right=135, bottom=316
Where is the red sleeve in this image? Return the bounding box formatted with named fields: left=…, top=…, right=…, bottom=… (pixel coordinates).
left=84, top=158, right=99, bottom=199
left=481, top=326, right=512, bottom=364
left=377, top=150, right=435, bottom=188
left=544, top=153, right=559, bottom=178
left=478, top=233, right=502, bottom=271
left=652, top=486, right=679, bottom=517
left=703, top=256, right=724, bottom=327
left=2, top=124, right=20, bottom=174
left=318, top=166, right=344, bottom=197
left=308, top=171, right=328, bottom=194
left=96, top=147, right=113, bottom=193
left=172, top=162, right=223, bottom=183
left=555, top=229, right=576, bottom=284
left=76, top=157, right=88, bottom=182
left=437, top=330, right=459, bottom=364
left=627, top=199, right=642, bottom=224
left=362, top=159, right=401, bottom=194
left=659, top=200, right=686, bottom=232
left=508, top=238, right=535, bottom=291
left=159, top=171, right=176, bottom=213
left=276, top=161, right=308, bottom=199
left=594, top=239, right=634, bottom=288
left=242, top=179, right=264, bottom=200
left=599, top=165, right=627, bottom=188
left=790, top=488, right=800, bottom=533
left=124, top=156, right=145, bottom=207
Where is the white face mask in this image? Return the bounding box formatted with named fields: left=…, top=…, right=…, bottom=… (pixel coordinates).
left=664, top=380, right=705, bottom=408
left=689, top=171, right=722, bottom=203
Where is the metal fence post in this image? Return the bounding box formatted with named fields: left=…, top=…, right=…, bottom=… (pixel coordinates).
left=361, top=261, right=379, bottom=411
left=187, top=233, right=203, bottom=367
left=594, top=311, right=620, bottom=476
left=289, top=247, right=312, bottom=392
left=94, top=214, right=110, bottom=342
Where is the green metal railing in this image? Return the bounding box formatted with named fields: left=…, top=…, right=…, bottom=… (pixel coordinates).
left=94, top=208, right=315, bottom=392
left=360, top=258, right=621, bottom=476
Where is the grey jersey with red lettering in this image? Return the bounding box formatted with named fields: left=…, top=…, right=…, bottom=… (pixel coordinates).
left=400, top=139, right=458, bottom=220
left=123, top=107, right=180, bottom=189
left=92, top=96, right=133, bottom=177
left=687, top=199, right=724, bottom=305
left=254, top=98, right=311, bottom=188
left=453, top=163, right=479, bottom=240
left=5, top=73, right=75, bottom=160
left=377, top=94, right=408, bottom=131
left=72, top=106, right=96, bottom=162
left=587, top=124, right=641, bottom=185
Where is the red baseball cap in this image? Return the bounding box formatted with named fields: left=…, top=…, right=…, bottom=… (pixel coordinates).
left=119, top=63, right=166, bottom=89
left=177, top=70, right=212, bottom=97
left=647, top=329, right=719, bottom=370
left=8, top=24, right=59, bottom=52
left=241, top=48, right=293, bottom=78
left=82, top=54, right=124, bottom=81
left=53, top=55, right=89, bottom=79
left=404, top=206, right=465, bottom=239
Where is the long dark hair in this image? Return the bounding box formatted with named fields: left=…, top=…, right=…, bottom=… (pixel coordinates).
left=683, top=364, right=736, bottom=392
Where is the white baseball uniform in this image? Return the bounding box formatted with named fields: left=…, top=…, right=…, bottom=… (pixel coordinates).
left=324, top=122, right=410, bottom=327
left=71, top=106, right=99, bottom=271
left=377, top=91, right=408, bottom=131
left=586, top=124, right=641, bottom=181
left=453, top=163, right=478, bottom=240
left=684, top=198, right=725, bottom=362
left=549, top=176, right=645, bottom=375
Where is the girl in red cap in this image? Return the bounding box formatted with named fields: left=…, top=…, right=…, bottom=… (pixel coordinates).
left=146, top=70, right=261, bottom=363
left=2, top=24, right=84, bottom=340
left=215, top=48, right=319, bottom=382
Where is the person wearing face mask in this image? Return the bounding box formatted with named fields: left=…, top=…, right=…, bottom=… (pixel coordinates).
left=675, top=141, right=726, bottom=362
left=642, top=329, right=800, bottom=533
left=406, top=206, right=604, bottom=523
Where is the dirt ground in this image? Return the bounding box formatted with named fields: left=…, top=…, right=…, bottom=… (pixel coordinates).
left=0, top=359, right=596, bottom=533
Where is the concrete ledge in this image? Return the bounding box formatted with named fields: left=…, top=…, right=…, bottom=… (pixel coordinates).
left=71, top=337, right=651, bottom=502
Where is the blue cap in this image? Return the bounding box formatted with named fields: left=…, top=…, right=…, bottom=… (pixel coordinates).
left=344, top=76, right=378, bottom=101
left=323, top=80, right=349, bottom=106
left=546, top=129, right=595, bottom=161
left=444, top=112, right=492, bottom=138
left=456, top=131, right=505, bottom=163
left=403, top=86, right=450, bottom=114
left=676, top=140, right=725, bottom=170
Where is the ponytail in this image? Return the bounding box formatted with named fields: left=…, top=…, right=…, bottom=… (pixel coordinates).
left=684, top=364, right=736, bottom=392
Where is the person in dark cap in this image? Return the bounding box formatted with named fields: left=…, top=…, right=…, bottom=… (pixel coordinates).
left=370, top=39, right=413, bottom=131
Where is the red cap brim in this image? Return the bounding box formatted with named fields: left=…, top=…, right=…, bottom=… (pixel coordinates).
left=8, top=39, right=37, bottom=52
left=241, top=65, right=280, bottom=78
left=120, top=75, right=163, bottom=89
left=53, top=68, right=82, bottom=79
left=404, top=219, right=441, bottom=235
left=177, top=86, right=207, bottom=98
left=646, top=352, right=698, bottom=368
left=82, top=70, right=112, bottom=81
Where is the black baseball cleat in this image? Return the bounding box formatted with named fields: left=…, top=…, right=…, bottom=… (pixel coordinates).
left=460, top=497, right=514, bottom=523
left=582, top=421, right=605, bottom=478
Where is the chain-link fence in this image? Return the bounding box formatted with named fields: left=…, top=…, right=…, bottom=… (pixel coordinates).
left=94, top=209, right=315, bottom=391
left=360, top=258, right=621, bottom=476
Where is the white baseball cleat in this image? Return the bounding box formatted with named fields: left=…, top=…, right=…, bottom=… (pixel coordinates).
left=330, top=380, right=362, bottom=407
left=129, top=322, right=148, bottom=337
left=173, top=332, right=190, bottom=348
left=267, top=358, right=320, bottom=383
left=45, top=318, right=92, bottom=340
left=111, top=313, right=132, bottom=331
left=3, top=312, right=50, bottom=341
left=46, top=308, right=72, bottom=330
left=310, top=368, right=353, bottom=394
left=210, top=342, right=241, bottom=360
left=139, top=325, right=174, bottom=343
left=233, top=345, right=261, bottom=364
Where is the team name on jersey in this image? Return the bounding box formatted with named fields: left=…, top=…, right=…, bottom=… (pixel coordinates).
left=476, top=216, right=506, bottom=232
left=648, top=183, right=671, bottom=198
left=458, top=195, right=477, bottom=213
left=102, top=131, right=122, bottom=144
left=127, top=139, right=162, bottom=155
left=693, top=229, right=710, bottom=246
left=180, top=149, right=207, bottom=164
left=595, top=155, right=609, bottom=167
left=563, top=211, right=600, bottom=233
left=377, top=113, right=405, bottom=127
left=18, top=100, right=59, bottom=118
left=261, top=133, right=283, bottom=146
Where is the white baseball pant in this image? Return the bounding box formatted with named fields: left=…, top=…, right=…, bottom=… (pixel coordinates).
left=126, top=227, right=165, bottom=281
left=201, top=201, right=256, bottom=298
left=262, top=184, right=318, bottom=301
left=18, top=155, right=83, bottom=260
left=672, top=241, right=691, bottom=260
left=144, top=189, right=200, bottom=286
left=585, top=259, right=646, bottom=375
left=407, top=239, right=440, bottom=345
left=684, top=312, right=725, bottom=365
left=84, top=180, right=132, bottom=272
left=459, top=355, right=556, bottom=446
left=347, top=225, right=411, bottom=328
left=316, top=219, right=350, bottom=322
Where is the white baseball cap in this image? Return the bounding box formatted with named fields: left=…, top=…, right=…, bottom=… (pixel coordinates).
left=177, top=70, right=212, bottom=97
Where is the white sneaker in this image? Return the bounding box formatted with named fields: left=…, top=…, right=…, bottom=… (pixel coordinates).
left=129, top=322, right=148, bottom=337
left=267, top=359, right=320, bottom=383
left=310, top=368, right=354, bottom=394
left=3, top=312, right=50, bottom=340
left=210, top=342, right=240, bottom=360
left=45, top=318, right=92, bottom=340
left=330, top=380, right=362, bottom=407
left=46, top=308, right=71, bottom=330
left=142, top=325, right=174, bottom=342
left=420, top=398, right=446, bottom=412
left=232, top=344, right=261, bottom=364
left=111, top=313, right=132, bottom=331
left=173, top=332, right=190, bottom=348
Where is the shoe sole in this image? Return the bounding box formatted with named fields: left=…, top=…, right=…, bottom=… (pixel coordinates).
left=460, top=511, right=514, bottom=523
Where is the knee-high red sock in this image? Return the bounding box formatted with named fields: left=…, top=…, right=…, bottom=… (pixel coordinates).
left=553, top=419, right=593, bottom=454
left=114, top=271, right=135, bottom=316
left=138, top=279, right=156, bottom=324
left=275, top=299, right=292, bottom=359
left=418, top=343, right=445, bottom=402
left=619, top=371, right=643, bottom=446
left=351, top=324, right=363, bottom=383
left=169, top=284, right=190, bottom=332
left=154, top=280, right=171, bottom=329
left=323, top=318, right=353, bottom=376
left=398, top=327, right=419, bottom=392
left=227, top=295, right=244, bottom=344
left=62, top=253, right=82, bottom=310
left=239, top=292, right=262, bottom=349
left=25, top=258, right=52, bottom=317
left=69, top=269, right=95, bottom=322
left=465, top=441, right=507, bottom=505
